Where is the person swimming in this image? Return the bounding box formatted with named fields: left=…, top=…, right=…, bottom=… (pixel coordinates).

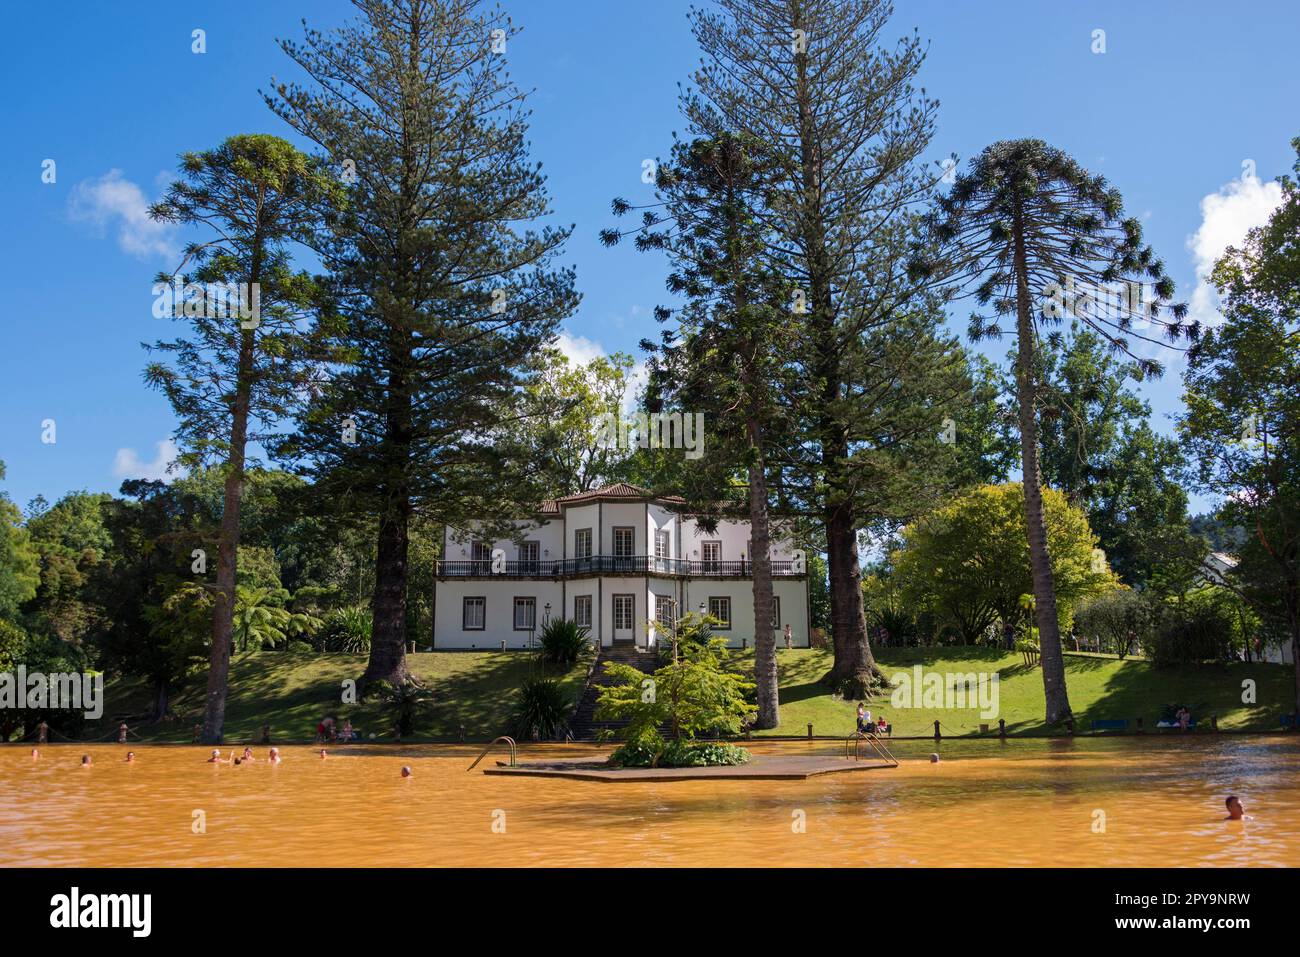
left=1225, top=795, right=1247, bottom=820
left=401, top=766, right=413, bottom=778
left=81, top=755, right=91, bottom=767
left=125, top=752, right=136, bottom=763
left=242, top=747, right=254, bottom=762
left=267, top=747, right=281, bottom=764
left=207, top=749, right=225, bottom=764
left=30, top=748, right=39, bottom=760
left=319, top=749, right=328, bottom=759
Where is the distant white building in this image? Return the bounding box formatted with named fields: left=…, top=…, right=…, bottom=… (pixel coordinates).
left=433, top=483, right=810, bottom=650
left=1198, top=551, right=1294, bottom=664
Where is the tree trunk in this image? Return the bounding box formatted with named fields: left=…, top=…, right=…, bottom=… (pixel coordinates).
left=152, top=679, right=169, bottom=725
left=746, top=420, right=779, bottom=730
left=1012, top=208, right=1072, bottom=726
left=363, top=338, right=412, bottom=689
left=823, top=499, right=879, bottom=697
left=201, top=249, right=262, bottom=746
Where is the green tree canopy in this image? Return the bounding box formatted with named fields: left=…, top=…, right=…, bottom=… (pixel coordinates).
left=893, top=483, right=1114, bottom=644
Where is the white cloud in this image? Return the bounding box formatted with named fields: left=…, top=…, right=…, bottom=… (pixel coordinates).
left=1186, top=172, right=1283, bottom=326
left=551, top=329, right=646, bottom=413
left=554, top=330, right=607, bottom=368
left=113, top=439, right=183, bottom=482
left=68, top=169, right=176, bottom=261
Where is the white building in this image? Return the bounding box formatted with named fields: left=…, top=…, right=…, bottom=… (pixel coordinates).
left=433, top=483, right=809, bottom=650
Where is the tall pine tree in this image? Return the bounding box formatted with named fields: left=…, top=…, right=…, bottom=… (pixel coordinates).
left=268, top=0, right=578, bottom=686
left=146, top=134, right=338, bottom=743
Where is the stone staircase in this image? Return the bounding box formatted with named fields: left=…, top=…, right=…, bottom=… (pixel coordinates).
left=569, top=643, right=661, bottom=740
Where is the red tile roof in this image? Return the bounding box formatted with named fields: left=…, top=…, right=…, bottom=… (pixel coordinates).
left=537, top=483, right=686, bottom=515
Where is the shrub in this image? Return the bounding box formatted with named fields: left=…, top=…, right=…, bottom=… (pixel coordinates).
left=316, top=605, right=372, bottom=654
left=611, top=736, right=750, bottom=768
left=1149, top=599, right=1236, bottom=666
left=1073, top=589, right=1153, bottom=658
left=508, top=677, right=574, bottom=740
left=538, top=618, right=591, bottom=667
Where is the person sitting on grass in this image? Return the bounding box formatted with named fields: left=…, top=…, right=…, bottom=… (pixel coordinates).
left=876, top=715, right=888, bottom=736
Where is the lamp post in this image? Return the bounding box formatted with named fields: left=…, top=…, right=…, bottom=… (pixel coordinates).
left=544, top=602, right=551, bottom=626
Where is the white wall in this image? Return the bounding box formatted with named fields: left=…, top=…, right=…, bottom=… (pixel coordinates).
left=563, top=503, right=599, bottom=557
left=433, top=579, right=563, bottom=649
left=444, top=519, right=563, bottom=561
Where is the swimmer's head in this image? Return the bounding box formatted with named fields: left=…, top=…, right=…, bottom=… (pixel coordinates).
left=30, top=749, right=39, bottom=758
left=81, top=755, right=91, bottom=766
left=211, top=749, right=221, bottom=758
left=401, top=766, right=413, bottom=778
left=126, top=752, right=135, bottom=762
left=929, top=753, right=940, bottom=763
left=1226, top=795, right=1244, bottom=819
left=319, top=749, right=327, bottom=758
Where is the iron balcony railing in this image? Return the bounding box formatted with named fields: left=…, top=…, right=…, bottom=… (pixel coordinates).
left=436, top=555, right=802, bottom=578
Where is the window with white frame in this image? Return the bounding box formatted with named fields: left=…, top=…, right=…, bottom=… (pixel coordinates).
left=513, top=597, right=536, bottom=631
left=655, top=595, right=674, bottom=628
left=708, top=596, right=731, bottom=628
left=701, top=540, right=721, bottom=570
left=471, top=540, right=492, bottom=567
left=463, top=597, right=485, bottom=630
left=655, top=529, right=670, bottom=559
left=574, top=528, right=592, bottom=560
left=518, top=540, right=539, bottom=571
left=613, top=527, right=635, bottom=558
left=574, top=595, right=592, bottom=628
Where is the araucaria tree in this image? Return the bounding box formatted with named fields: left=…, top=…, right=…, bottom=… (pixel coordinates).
left=269, top=0, right=578, bottom=687
left=147, top=134, right=338, bottom=744
left=686, top=0, right=967, bottom=696
left=915, top=139, right=1194, bottom=724
left=603, top=132, right=793, bottom=729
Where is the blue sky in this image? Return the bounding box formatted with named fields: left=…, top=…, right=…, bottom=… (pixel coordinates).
left=2, top=0, right=1297, bottom=514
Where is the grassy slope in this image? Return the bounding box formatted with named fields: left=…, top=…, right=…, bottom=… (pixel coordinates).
left=85, top=646, right=1291, bottom=743
left=89, top=650, right=587, bottom=743
left=739, top=647, right=1294, bottom=736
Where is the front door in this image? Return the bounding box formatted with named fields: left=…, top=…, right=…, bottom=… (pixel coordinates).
left=612, top=594, right=635, bottom=643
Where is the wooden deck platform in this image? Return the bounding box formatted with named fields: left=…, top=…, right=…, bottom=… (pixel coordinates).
left=482, top=754, right=895, bottom=782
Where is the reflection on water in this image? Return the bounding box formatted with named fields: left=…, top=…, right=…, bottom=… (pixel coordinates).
left=1, top=737, right=1296, bottom=867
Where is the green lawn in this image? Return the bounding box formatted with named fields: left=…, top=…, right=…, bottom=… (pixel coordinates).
left=87, top=650, right=586, bottom=743
left=81, top=645, right=1292, bottom=743
left=736, top=647, right=1296, bottom=736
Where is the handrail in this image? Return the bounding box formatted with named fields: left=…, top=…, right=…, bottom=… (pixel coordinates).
left=467, top=735, right=517, bottom=770
left=845, top=731, right=899, bottom=768
left=436, top=556, right=802, bottom=579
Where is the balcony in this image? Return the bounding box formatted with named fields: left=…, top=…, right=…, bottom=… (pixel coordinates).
left=435, top=555, right=803, bottom=579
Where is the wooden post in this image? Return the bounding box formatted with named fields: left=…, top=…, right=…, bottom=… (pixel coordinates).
left=1136, top=716, right=1144, bottom=734
left=807, top=723, right=813, bottom=739
left=500, top=639, right=506, bottom=651
left=1065, top=719, right=1074, bottom=736
left=933, top=720, right=941, bottom=741
left=998, top=718, right=1006, bottom=738
left=1211, top=715, right=1218, bottom=732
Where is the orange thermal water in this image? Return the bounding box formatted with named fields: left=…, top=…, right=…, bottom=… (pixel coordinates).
left=1, top=737, right=1296, bottom=866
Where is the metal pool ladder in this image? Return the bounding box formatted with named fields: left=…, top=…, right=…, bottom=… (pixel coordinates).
left=467, top=736, right=517, bottom=770
left=845, top=731, right=899, bottom=767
